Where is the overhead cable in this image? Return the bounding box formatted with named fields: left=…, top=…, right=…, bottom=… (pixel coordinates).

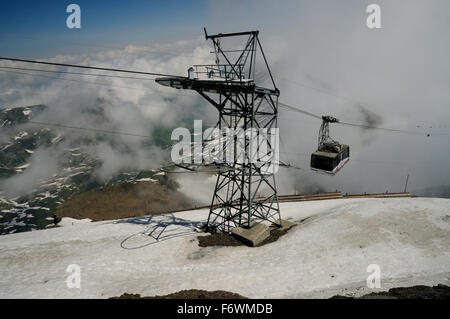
left=0, top=57, right=184, bottom=78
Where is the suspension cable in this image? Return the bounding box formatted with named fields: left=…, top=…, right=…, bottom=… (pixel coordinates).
left=0, top=57, right=184, bottom=78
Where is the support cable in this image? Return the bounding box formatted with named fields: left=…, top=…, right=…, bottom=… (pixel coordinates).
left=0, top=57, right=184, bottom=78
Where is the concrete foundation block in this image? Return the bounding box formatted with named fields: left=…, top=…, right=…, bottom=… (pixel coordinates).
left=232, top=223, right=270, bottom=247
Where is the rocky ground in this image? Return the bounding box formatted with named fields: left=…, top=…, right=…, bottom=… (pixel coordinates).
left=112, top=289, right=247, bottom=299
left=112, top=284, right=450, bottom=299
left=197, top=226, right=294, bottom=247
left=56, top=178, right=192, bottom=221
left=332, top=284, right=450, bottom=299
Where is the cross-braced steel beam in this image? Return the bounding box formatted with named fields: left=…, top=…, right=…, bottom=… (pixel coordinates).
left=156, top=29, right=282, bottom=233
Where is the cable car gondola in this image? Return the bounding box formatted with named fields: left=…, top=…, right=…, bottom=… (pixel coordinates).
left=311, top=116, right=349, bottom=175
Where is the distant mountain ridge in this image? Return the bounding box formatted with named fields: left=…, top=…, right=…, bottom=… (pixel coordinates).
left=0, top=104, right=188, bottom=235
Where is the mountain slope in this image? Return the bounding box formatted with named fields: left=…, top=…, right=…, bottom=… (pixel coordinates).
left=1, top=197, right=449, bottom=299
left=0, top=105, right=188, bottom=235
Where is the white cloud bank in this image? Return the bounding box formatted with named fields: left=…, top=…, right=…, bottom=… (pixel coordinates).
left=1, top=0, right=450, bottom=200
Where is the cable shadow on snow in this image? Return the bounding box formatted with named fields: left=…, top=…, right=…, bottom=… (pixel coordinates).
left=112, top=213, right=205, bottom=250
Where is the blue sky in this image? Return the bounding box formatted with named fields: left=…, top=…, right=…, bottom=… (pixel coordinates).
left=0, top=0, right=315, bottom=58
left=0, top=0, right=210, bottom=58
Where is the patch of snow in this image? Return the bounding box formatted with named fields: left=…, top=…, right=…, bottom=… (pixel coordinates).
left=136, top=178, right=157, bottom=183
left=59, top=217, right=92, bottom=227
left=24, top=206, right=50, bottom=211
left=4, top=218, right=26, bottom=228
left=51, top=134, right=63, bottom=144
left=15, top=164, right=30, bottom=170
left=39, top=182, right=58, bottom=188
left=0, top=198, right=449, bottom=299
left=14, top=131, right=28, bottom=140
left=0, top=144, right=12, bottom=151
left=69, top=172, right=84, bottom=178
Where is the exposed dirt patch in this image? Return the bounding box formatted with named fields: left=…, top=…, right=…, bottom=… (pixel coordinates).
left=256, top=228, right=290, bottom=247
left=331, top=284, right=450, bottom=299
left=111, top=289, right=247, bottom=299
left=56, top=182, right=193, bottom=221
left=299, top=216, right=312, bottom=224
left=198, top=232, right=244, bottom=247
left=197, top=225, right=295, bottom=248
left=187, top=247, right=218, bottom=260
left=112, top=284, right=450, bottom=299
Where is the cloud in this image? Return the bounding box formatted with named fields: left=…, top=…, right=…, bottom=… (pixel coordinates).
left=0, top=39, right=219, bottom=196
left=1, top=147, right=59, bottom=198
left=1, top=0, right=450, bottom=200
left=198, top=0, right=450, bottom=195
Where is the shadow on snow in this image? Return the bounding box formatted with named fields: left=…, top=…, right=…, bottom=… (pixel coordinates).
left=112, top=213, right=205, bottom=250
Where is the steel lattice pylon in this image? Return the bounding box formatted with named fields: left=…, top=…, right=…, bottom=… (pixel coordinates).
left=156, top=29, right=282, bottom=233
left=318, top=115, right=339, bottom=148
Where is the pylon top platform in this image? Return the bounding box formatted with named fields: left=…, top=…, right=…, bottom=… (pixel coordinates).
left=155, top=76, right=278, bottom=96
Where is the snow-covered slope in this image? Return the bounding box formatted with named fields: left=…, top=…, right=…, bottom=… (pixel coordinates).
left=0, top=198, right=449, bottom=299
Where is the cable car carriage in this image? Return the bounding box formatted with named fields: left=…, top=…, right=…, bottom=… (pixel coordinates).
left=311, top=116, right=349, bottom=175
